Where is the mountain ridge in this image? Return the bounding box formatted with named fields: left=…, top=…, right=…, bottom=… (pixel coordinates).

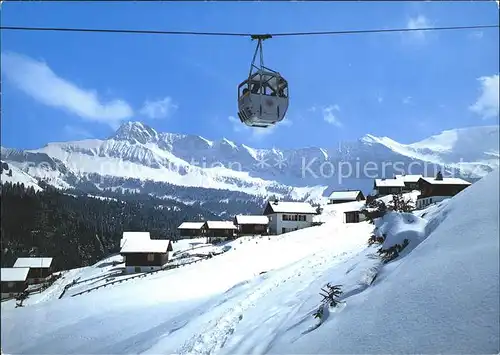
left=1, top=122, right=498, bottom=217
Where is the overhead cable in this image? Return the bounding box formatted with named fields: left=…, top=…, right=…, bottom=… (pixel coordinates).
left=0, top=24, right=498, bottom=38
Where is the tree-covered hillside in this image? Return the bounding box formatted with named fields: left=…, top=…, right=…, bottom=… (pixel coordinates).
left=0, top=182, right=220, bottom=270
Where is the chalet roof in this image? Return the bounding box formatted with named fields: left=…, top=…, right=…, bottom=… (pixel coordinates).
left=266, top=201, right=317, bottom=214
left=235, top=215, right=269, bottom=225
left=374, top=179, right=406, bottom=188
left=394, top=174, right=423, bottom=183
left=120, top=239, right=172, bottom=254
left=205, top=221, right=238, bottom=230
left=120, top=231, right=150, bottom=247
left=344, top=210, right=364, bottom=215
left=178, top=222, right=204, bottom=230
left=13, top=257, right=53, bottom=269
left=328, top=190, right=362, bottom=201
left=1, top=267, right=30, bottom=282
left=420, top=177, right=472, bottom=186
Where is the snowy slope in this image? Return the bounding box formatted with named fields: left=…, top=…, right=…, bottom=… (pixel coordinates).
left=259, top=168, right=500, bottom=354
left=1, top=219, right=372, bottom=354
left=0, top=161, right=42, bottom=191
left=2, top=170, right=498, bottom=354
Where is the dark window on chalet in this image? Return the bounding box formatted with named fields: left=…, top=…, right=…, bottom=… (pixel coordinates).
left=282, top=214, right=307, bottom=221
left=345, top=211, right=360, bottom=223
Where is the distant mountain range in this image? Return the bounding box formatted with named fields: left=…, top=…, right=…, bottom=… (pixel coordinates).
left=1, top=122, right=498, bottom=217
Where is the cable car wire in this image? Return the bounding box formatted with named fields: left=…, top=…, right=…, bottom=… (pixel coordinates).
left=0, top=23, right=498, bottom=38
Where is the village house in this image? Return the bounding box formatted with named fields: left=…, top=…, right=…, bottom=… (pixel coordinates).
left=202, top=221, right=238, bottom=243
left=415, top=172, right=472, bottom=209
left=234, top=215, right=269, bottom=236
left=263, top=200, right=317, bottom=235
left=120, top=237, right=173, bottom=273
left=373, top=178, right=405, bottom=196
left=120, top=231, right=150, bottom=248
left=177, top=222, right=204, bottom=239
left=394, top=174, right=423, bottom=191
left=344, top=210, right=367, bottom=224
left=1, top=267, right=29, bottom=299
left=13, top=257, right=54, bottom=284
left=328, top=190, right=365, bottom=204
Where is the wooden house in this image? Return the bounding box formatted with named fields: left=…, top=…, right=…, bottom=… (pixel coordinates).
left=415, top=173, right=471, bottom=209
left=234, top=215, right=269, bottom=236
left=120, top=231, right=150, bottom=248
left=374, top=178, right=405, bottom=196
left=177, top=222, right=204, bottom=239
left=394, top=174, right=423, bottom=191
left=328, top=190, right=365, bottom=204
left=13, top=257, right=54, bottom=284
left=344, top=210, right=367, bottom=224
left=120, top=237, right=173, bottom=273
left=1, top=267, right=29, bottom=299
left=202, top=221, right=238, bottom=243
left=263, top=200, right=317, bottom=235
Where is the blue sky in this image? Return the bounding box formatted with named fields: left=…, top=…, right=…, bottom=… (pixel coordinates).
left=1, top=1, right=499, bottom=150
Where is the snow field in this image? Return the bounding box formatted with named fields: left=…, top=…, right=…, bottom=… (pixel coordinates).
left=1, top=169, right=498, bottom=354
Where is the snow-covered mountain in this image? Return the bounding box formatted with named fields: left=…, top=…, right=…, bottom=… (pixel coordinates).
left=1, top=122, right=498, bottom=207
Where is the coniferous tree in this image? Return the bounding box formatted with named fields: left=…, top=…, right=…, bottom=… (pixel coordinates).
left=388, top=192, right=415, bottom=212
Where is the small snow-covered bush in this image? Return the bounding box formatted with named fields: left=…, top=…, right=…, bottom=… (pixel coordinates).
left=388, top=192, right=415, bottom=212
left=374, top=211, right=427, bottom=260
left=361, top=200, right=388, bottom=224
left=313, top=283, right=343, bottom=320
left=367, top=234, right=385, bottom=246
left=377, top=239, right=410, bottom=263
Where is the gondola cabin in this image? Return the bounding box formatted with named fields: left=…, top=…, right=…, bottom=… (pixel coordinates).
left=238, top=71, right=289, bottom=128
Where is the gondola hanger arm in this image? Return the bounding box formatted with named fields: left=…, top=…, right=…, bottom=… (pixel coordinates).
left=250, top=34, right=272, bottom=41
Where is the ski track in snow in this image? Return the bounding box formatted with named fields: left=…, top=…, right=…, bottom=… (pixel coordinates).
left=175, top=248, right=356, bottom=355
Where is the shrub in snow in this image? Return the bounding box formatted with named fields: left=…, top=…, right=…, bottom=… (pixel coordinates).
left=313, top=283, right=343, bottom=320
left=361, top=199, right=388, bottom=224
left=373, top=211, right=427, bottom=262
left=313, top=305, right=325, bottom=320
left=388, top=192, right=415, bottom=212
left=314, top=204, right=323, bottom=215
left=367, top=234, right=385, bottom=246
left=377, top=239, right=410, bottom=263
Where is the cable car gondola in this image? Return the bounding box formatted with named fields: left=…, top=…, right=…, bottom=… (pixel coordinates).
left=237, top=35, right=289, bottom=128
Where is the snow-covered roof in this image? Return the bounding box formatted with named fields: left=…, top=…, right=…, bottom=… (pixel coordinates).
left=235, top=215, right=269, bottom=225
left=420, top=177, right=472, bottom=185
left=120, top=232, right=150, bottom=247
left=328, top=190, right=362, bottom=201
left=394, top=174, right=423, bottom=183
left=178, top=222, right=204, bottom=230
left=1, top=267, right=30, bottom=282
left=13, top=257, right=53, bottom=269
left=374, top=179, right=406, bottom=187
left=120, top=239, right=172, bottom=254
left=344, top=209, right=365, bottom=214
left=205, top=221, right=237, bottom=230
left=266, top=201, right=317, bottom=214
